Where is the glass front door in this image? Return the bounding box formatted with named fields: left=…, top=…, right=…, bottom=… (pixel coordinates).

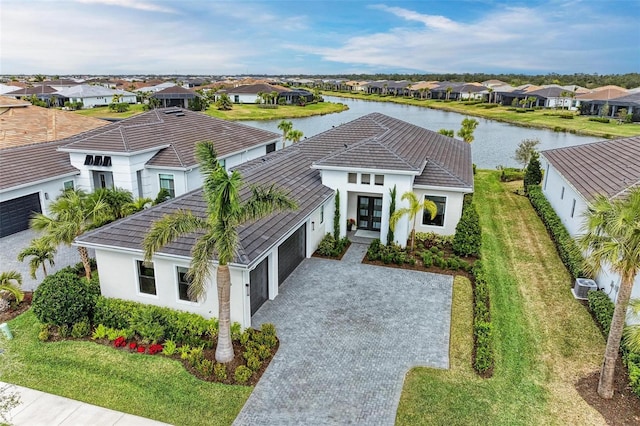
left=358, top=196, right=383, bottom=231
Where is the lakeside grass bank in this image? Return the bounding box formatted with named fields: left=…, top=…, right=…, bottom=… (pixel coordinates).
left=322, top=91, right=640, bottom=139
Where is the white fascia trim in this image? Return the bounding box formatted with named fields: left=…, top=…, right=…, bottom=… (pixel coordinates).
left=539, top=153, right=591, bottom=207
left=144, top=165, right=189, bottom=172
left=311, top=164, right=419, bottom=176
left=412, top=184, right=473, bottom=193
left=58, top=145, right=170, bottom=157
left=0, top=171, right=80, bottom=194
left=73, top=241, right=249, bottom=269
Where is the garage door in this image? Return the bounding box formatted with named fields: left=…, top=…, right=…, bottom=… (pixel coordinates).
left=278, top=224, right=306, bottom=286
left=250, top=257, right=269, bottom=316
left=0, top=193, right=42, bottom=238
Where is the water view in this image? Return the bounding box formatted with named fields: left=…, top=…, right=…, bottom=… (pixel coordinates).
left=245, top=96, right=602, bottom=169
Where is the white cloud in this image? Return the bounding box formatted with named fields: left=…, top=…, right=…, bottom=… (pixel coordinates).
left=74, top=0, right=177, bottom=14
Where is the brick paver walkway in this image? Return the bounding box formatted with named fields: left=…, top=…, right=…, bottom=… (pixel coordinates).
left=233, top=243, right=452, bottom=425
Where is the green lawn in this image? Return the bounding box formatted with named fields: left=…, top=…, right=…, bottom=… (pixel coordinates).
left=73, top=102, right=348, bottom=121
left=323, top=91, right=640, bottom=139
left=3, top=312, right=251, bottom=426
left=396, top=171, right=606, bottom=425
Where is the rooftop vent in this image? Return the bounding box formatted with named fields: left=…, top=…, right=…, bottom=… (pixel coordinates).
left=163, top=108, right=181, bottom=114
left=175, top=113, right=185, bottom=117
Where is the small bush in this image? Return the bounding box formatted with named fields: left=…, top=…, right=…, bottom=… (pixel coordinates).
left=71, top=318, right=91, bottom=338
left=92, top=324, right=108, bottom=340
left=247, top=356, right=262, bottom=372
left=472, top=261, right=494, bottom=374
left=131, top=307, right=166, bottom=344
left=587, top=290, right=615, bottom=334
left=234, top=365, right=252, bottom=384
left=32, top=271, right=100, bottom=326
left=162, top=339, right=177, bottom=356
left=38, top=324, right=51, bottom=341
left=453, top=197, right=481, bottom=257
left=500, top=168, right=525, bottom=182
left=421, top=251, right=433, bottom=267
left=214, top=363, right=228, bottom=381
left=196, top=359, right=214, bottom=377
left=589, top=116, right=610, bottom=123
left=58, top=324, right=71, bottom=338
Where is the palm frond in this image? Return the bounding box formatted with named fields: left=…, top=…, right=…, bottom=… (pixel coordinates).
left=239, top=184, right=298, bottom=224
left=188, top=230, right=218, bottom=301
left=0, top=271, right=24, bottom=303
left=389, top=207, right=412, bottom=231
left=143, top=210, right=207, bottom=261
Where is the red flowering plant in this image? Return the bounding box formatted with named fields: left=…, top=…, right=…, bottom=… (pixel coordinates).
left=114, top=336, right=126, bottom=348
left=137, top=346, right=146, bottom=353
left=129, top=342, right=137, bottom=350
left=148, top=344, right=163, bottom=355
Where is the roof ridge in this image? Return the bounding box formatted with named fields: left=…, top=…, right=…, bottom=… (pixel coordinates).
left=119, top=127, right=129, bottom=151
left=370, top=138, right=419, bottom=171
left=426, top=160, right=469, bottom=186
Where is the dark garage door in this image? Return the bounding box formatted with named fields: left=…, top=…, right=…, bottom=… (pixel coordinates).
left=0, top=193, right=42, bottom=238
left=278, top=224, right=306, bottom=286
left=250, top=257, right=269, bottom=316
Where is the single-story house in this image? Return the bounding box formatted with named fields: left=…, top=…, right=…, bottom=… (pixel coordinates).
left=575, top=86, right=629, bottom=115
left=581, top=92, right=640, bottom=121
left=150, top=86, right=199, bottom=108
left=218, top=83, right=290, bottom=104
left=540, top=136, right=640, bottom=303
left=76, top=113, right=473, bottom=328
left=0, top=107, right=280, bottom=237
left=5, top=85, right=63, bottom=107
left=56, top=85, right=137, bottom=108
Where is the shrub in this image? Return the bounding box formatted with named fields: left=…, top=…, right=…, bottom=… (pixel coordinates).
left=234, top=365, right=252, bottom=384
left=162, top=340, right=177, bottom=356
left=500, top=168, right=525, bottom=182
left=527, top=186, right=586, bottom=278
left=367, top=239, right=382, bottom=261
left=523, top=152, right=543, bottom=190
left=92, top=324, right=108, bottom=340
left=589, top=116, right=610, bottom=123
left=148, top=344, right=163, bottom=355
left=453, top=199, right=481, bottom=257
left=214, top=363, right=228, bottom=381
left=472, top=261, right=494, bottom=374
left=587, top=290, right=615, bottom=334
left=32, top=271, right=100, bottom=326
left=196, top=359, right=214, bottom=376
left=317, top=233, right=337, bottom=256
left=247, top=356, right=262, bottom=372
left=131, top=307, right=166, bottom=344
left=71, top=318, right=91, bottom=338
left=421, top=251, right=433, bottom=267
left=38, top=324, right=51, bottom=341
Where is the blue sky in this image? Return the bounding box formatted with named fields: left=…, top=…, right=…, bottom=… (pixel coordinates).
left=2, top=0, right=639, bottom=75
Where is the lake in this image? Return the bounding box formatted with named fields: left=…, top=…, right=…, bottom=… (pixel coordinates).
left=243, top=96, right=602, bottom=169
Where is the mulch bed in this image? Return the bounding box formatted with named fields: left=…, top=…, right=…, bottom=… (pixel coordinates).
left=576, top=358, right=640, bottom=425
left=0, top=292, right=32, bottom=323
left=312, top=240, right=351, bottom=260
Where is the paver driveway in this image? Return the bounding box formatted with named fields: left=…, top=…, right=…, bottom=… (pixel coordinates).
left=233, top=243, right=452, bottom=426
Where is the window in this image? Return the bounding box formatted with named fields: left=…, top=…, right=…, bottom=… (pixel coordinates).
left=84, top=155, right=93, bottom=165
left=348, top=173, right=357, bottom=184
left=93, top=155, right=103, bottom=166
left=159, top=174, right=175, bottom=198
left=266, top=143, right=276, bottom=153
left=103, top=156, right=112, bottom=166
left=560, top=187, right=565, bottom=200
left=423, top=195, right=446, bottom=227
left=177, top=267, right=195, bottom=302
left=570, top=199, right=576, bottom=218
left=361, top=173, right=370, bottom=185
left=218, top=159, right=226, bottom=170
left=374, top=175, right=384, bottom=186
left=137, top=261, right=156, bottom=295
left=320, top=204, right=324, bottom=223
left=63, top=180, right=74, bottom=191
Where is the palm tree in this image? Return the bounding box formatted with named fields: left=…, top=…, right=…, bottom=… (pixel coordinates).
left=0, top=271, right=24, bottom=303
left=389, top=192, right=437, bottom=251
left=17, top=237, right=57, bottom=279
left=123, top=197, right=153, bottom=216
left=92, top=187, right=134, bottom=221
left=457, top=118, right=479, bottom=143
left=445, top=86, right=453, bottom=101
left=277, top=120, right=293, bottom=149
left=287, top=129, right=304, bottom=144
left=578, top=187, right=640, bottom=398
left=487, top=87, right=494, bottom=103
left=143, top=141, right=297, bottom=363
left=30, top=189, right=111, bottom=280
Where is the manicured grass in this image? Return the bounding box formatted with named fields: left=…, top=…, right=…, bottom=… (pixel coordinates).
left=3, top=312, right=251, bottom=426
left=73, top=102, right=348, bottom=121
left=323, top=91, right=640, bottom=139
left=396, top=171, right=605, bottom=425
left=203, top=101, right=348, bottom=120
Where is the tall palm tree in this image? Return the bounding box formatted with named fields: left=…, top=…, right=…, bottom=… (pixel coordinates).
left=287, top=129, right=304, bottom=144
left=0, top=271, right=24, bottom=303
left=457, top=118, right=479, bottom=143
left=277, top=120, right=292, bottom=149
left=92, top=187, right=134, bottom=221
left=578, top=187, right=640, bottom=398
left=17, top=237, right=57, bottom=279
left=31, top=189, right=111, bottom=280
left=143, top=141, right=297, bottom=363
left=389, top=192, right=437, bottom=251
left=487, top=87, right=494, bottom=103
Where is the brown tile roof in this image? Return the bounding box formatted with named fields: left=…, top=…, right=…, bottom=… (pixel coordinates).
left=77, top=113, right=473, bottom=264
left=576, top=86, right=628, bottom=100
left=541, top=136, right=640, bottom=202
left=224, top=83, right=290, bottom=95
left=59, top=108, right=280, bottom=168
left=5, top=85, right=58, bottom=95
left=151, top=86, right=197, bottom=98
left=0, top=98, right=108, bottom=149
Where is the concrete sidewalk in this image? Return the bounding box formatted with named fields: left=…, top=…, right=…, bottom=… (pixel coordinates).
left=2, top=382, right=170, bottom=426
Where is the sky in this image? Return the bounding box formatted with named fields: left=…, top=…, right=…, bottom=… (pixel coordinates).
left=1, top=0, right=639, bottom=75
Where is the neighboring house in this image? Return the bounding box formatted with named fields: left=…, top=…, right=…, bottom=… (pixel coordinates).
left=0, top=83, right=22, bottom=94
left=43, top=79, right=82, bottom=91
left=150, top=86, right=199, bottom=108
left=137, top=82, right=184, bottom=93
left=220, top=83, right=289, bottom=104
left=75, top=113, right=473, bottom=329
left=582, top=92, right=640, bottom=121
left=540, top=136, right=640, bottom=303
left=5, top=85, right=63, bottom=106
left=575, top=85, right=629, bottom=114
left=0, top=107, right=279, bottom=238
left=55, top=85, right=137, bottom=108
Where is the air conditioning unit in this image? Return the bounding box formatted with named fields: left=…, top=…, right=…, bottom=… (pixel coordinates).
left=572, top=278, right=598, bottom=300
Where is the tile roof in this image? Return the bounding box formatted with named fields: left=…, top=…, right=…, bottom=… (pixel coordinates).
left=0, top=98, right=108, bottom=149
left=223, top=83, right=290, bottom=94
left=58, top=108, right=279, bottom=168
left=5, top=85, right=58, bottom=95
left=55, top=84, right=136, bottom=98
left=151, top=86, right=197, bottom=98
left=77, top=113, right=473, bottom=264
left=541, top=136, right=640, bottom=202
left=586, top=92, right=640, bottom=106
left=575, top=86, right=628, bottom=101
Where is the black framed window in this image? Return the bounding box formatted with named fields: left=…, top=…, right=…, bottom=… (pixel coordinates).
left=177, top=267, right=195, bottom=302
left=137, top=261, right=156, bottom=295
left=423, top=196, right=446, bottom=227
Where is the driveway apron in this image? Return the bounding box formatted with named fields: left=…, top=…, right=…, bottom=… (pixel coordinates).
left=233, top=243, right=452, bottom=425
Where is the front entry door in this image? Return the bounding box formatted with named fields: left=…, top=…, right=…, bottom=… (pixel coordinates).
left=357, top=196, right=383, bottom=231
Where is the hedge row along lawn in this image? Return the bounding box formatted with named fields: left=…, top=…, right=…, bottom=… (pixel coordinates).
left=396, top=171, right=605, bottom=425
left=322, top=91, right=640, bottom=139
left=4, top=312, right=250, bottom=426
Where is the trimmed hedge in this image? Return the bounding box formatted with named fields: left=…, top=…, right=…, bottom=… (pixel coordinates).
left=527, top=185, right=586, bottom=279
left=472, top=260, right=494, bottom=374
left=453, top=195, right=481, bottom=257
left=32, top=271, right=100, bottom=326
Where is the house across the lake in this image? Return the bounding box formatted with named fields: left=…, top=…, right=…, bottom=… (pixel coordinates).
left=76, top=113, right=473, bottom=328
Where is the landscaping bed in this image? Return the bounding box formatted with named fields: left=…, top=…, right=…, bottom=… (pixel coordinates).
left=0, top=291, right=32, bottom=323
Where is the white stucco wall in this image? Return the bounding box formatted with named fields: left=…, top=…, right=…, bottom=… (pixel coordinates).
left=412, top=187, right=467, bottom=236
left=95, top=249, right=251, bottom=328
left=0, top=175, right=78, bottom=215
left=224, top=143, right=276, bottom=170
left=227, top=93, right=261, bottom=104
